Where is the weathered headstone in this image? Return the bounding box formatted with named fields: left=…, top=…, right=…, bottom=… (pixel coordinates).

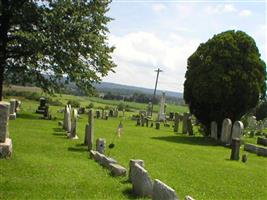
left=257, top=137, right=267, bottom=146
left=152, top=179, right=178, bottom=200
left=68, top=109, right=78, bottom=139
left=15, top=100, right=21, bottom=113
left=109, top=163, right=127, bottom=177
left=187, top=116, right=194, bottom=135
left=174, top=113, right=179, bottom=133
left=158, top=92, right=166, bottom=121
left=211, top=121, right=217, bottom=140
left=0, top=102, right=12, bottom=158
left=156, top=122, right=160, bottom=130
left=221, top=118, right=232, bottom=144
left=129, top=159, right=145, bottom=182
left=109, top=110, right=114, bottom=117
left=85, top=109, right=94, bottom=150
left=136, top=118, right=141, bottom=126
left=231, top=121, right=244, bottom=141
left=141, top=114, right=145, bottom=127
left=147, top=102, right=152, bottom=117
left=9, top=99, right=16, bottom=120
left=145, top=118, right=149, bottom=127
left=96, top=138, right=106, bottom=154
left=95, top=110, right=100, bottom=119
left=230, top=138, right=241, bottom=160
left=131, top=163, right=153, bottom=197
left=169, top=112, right=174, bottom=120
left=101, top=109, right=105, bottom=119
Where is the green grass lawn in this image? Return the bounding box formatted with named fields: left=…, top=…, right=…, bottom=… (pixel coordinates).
left=0, top=99, right=267, bottom=200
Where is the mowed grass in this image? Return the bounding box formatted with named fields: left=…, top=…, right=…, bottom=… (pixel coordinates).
left=0, top=99, right=267, bottom=200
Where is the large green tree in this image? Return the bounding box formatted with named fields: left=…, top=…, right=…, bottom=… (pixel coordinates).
left=184, top=30, right=266, bottom=133
left=0, top=0, right=115, bottom=100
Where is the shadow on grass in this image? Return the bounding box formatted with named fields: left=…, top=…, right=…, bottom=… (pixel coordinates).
left=122, top=188, right=139, bottom=199
left=53, top=128, right=65, bottom=132
left=151, top=135, right=218, bottom=146
left=68, top=147, right=87, bottom=152
left=17, top=113, right=41, bottom=120
left=76, top=143, right=87, bottom=147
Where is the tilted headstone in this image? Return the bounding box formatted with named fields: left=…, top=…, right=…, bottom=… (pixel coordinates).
left=109, top=163, right=127, bottom=177
left=129, top=159, right=145, bottom=182
left=9, top=99, right=16, bottom=120
left=174, top=113, right=179, bottom=133
left=0, top=102, right=10, bottom=142
left=96, top=138, right=106, bottom=154
left=231, top=121, right=244, bottom=140
left=211, top=121, right=217, bottom=140
left=230, top=138, right=241, bottom=160
left=152, top=179, right=178, bottom=200
left=84, top=109, right=94, bottom=150
left=131, top=163, right=153, bottom=197
left=221, top=118, right=232, bottom=144
left=68, top=109, right=78, bottom=139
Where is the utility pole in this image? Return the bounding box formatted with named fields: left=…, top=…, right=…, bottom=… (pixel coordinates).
left=151, top=68, right=163, bottom=117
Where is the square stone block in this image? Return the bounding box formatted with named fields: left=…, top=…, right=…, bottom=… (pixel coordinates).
left=0, top=138, right=12, bottom=159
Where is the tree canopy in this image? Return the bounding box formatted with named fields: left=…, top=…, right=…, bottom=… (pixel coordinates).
left=183, top=30, right=266, bottom=132
left=0, top=0, right=115, bottom=100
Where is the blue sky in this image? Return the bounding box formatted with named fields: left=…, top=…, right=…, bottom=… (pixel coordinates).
left=103, top=0, right=266, bottom=93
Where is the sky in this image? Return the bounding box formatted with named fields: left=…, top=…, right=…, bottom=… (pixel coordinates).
left=102, top=0, right=267, bottom=93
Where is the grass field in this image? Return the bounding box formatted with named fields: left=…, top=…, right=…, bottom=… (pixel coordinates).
left=0, top=97, right=267, bottom=200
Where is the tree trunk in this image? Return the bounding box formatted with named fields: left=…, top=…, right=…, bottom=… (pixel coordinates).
left=0, top=0, right=10, bottom=101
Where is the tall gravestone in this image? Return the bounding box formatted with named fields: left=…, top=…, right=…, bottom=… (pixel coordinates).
left=211, top=121, right=217, bottom=140
left=68, top=109, right=78, bottom=139
left=182, top=113, right=189, bottom=134
left=85, top=109, right=94, bottom=150
left=63, top=105, right=68, bottom=130
left=0, top=102, right=12, bottom=158
left=231, top=121, right=244, bottom=141
left=36, top=97, right=46, bottom=114
left=174, top=112, right=179, bottom=133
left=158, top=92, right=166, bottom=121
left=221, top=118, right=232, bottom=144
left=66, top=106, right=71, bottom=133
left=147, top=102, right=152, bottom=117
left=9, top=99, right=16, bottom=120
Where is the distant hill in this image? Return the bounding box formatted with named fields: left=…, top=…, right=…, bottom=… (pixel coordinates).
left=94, top=82, right=183, bottom=98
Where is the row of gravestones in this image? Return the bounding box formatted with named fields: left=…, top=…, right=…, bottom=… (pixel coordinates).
left=136, top=112, right=194, bottom=135
left=90, top=141, right=195, bottom=200
left=210, top=119, right=244, bottom=144
left=95, top=109, right=123, bottom=120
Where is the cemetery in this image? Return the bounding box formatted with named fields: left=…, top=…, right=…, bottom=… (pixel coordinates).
left=0, top=92, right=267, bottom=199
left=0, top=1, right=267, bottom=200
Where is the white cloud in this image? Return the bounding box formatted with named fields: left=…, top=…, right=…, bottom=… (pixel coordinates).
left=239, top=9, right=252, bottom=17
left=205, top=4, right=237, bottom=15
left=152, top=4, right=166, bottom=13
left=106, top=32, right=200, bottom=92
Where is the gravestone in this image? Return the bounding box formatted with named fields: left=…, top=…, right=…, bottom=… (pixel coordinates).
left=187, top=116, right=194, bottom=135
left=36, top=97, right=46, bottom=114
left=129, top=159, right=145, bottom=182
left=78, top=107, right=85, bottom=114
left=0, top=102, right=12, bottom=158
left=230, top=138, right=241, bottom=160
left=114, top=109, right=118, bottom=118
left=131, top=163, right=153, bottom=197
left=152, top=179, right=178, bottom=200
left=182, top=113, right=189, bottom=134
left=174, top=113, right=179, bottom=133
left=109, top=163, right=127, bottom=177
left=96, top=138, right=106, bottom=154
left=220, top=118, right=232, bottom=144
left=257, top=137, right=267, bottom=146
left=43, top=105, right=50, bottom=119
left=231, top=121, right=244, bottom=141
left=85, top=109, right=94, bottom=150
left=15, top=100, right=21, bottom=113
left=66, top=106, right=71, bottom=133
left=68, top=109, right=78, bottom=139
left=96, top=110, right=100, bottom=119
left=122, top=109, right=125, bottom=118
left=169, top=112, right=174, bottom=120
left=141, top=114, right=145, bottom=127
left=211, top=121, right=217, bottom=140
left=145, top=118, right=149, bottom=127
left=147, top=102, right=152, bottom=117
left=158, top=92, right=166, bottom=121
left=63, top=105, right=68, bottom=130
left=9, top=99, right=16, bottom=120
left=109, top=110, right=114, bottom=117
left=156, top=122, right=160, bottom=130
left=101, top=109, right=105, bottom=119
left=136, top=118, right=141, bottom=126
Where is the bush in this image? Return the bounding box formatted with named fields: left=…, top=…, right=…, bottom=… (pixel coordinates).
left=87, top=102, right=94, bottom=109
left=67, top=99, right=80, bottom=108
